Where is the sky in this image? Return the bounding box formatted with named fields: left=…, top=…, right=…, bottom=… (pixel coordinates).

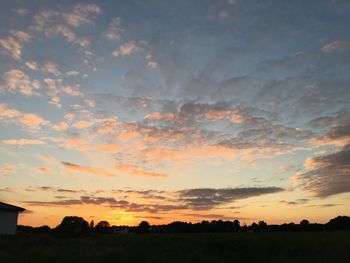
left=0, top=0, right=350, bottom=227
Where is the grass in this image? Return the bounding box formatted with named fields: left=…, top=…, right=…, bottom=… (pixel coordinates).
left=0, top=231, right=349, bottom=263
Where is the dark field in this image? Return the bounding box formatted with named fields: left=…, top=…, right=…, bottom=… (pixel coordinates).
left=1, top=232, right=349, bottom=263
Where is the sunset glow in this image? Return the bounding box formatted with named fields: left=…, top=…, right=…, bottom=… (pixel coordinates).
left=1, top=0, right=350, bottom=227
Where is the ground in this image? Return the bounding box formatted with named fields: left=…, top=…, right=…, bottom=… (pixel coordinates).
left=0, top=231, right=349, bottom=263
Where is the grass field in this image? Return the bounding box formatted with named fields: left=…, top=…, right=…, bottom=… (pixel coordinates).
left=1, top=231, right=349, bottom=263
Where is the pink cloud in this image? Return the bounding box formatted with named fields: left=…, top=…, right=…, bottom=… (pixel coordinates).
left=3, top=138, right=45, bottom=145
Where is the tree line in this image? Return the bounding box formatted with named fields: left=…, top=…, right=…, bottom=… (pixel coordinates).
left=17, top=215, right=350, bottom=237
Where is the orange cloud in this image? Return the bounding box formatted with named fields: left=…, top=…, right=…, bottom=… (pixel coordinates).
left=95, top=118, right=119, bottom=135
left=0, top=30, right=31, bottom=60
left=62, top=85, right=83, bottom=96
left=204, top=109, right=245, bottom=123
left=25, top=61, right=61, bottom=75
left=0, top=165, right=15, bottom=176
left=37, top=167, right=53, bottom=174
left=60, top=137, right=120, bottom=153
left=0, top=104, right=21, bottom=118
left=18, top=113, right=49, bottom=130
left=3, top=138, right=45, bottom=145
left=0, top=104, right=50, bottom=130
left=137, top=143, right=237, bottom=164
left=304, top=157, right=319, bottom=170
left=62, top=161, right=117, bottom=177
left=64, top=113, right=75, bottom=120
left=113, top=41, right=140, bottom=56
left=117, top=130, right=141, bottom=141
left=39, top=154, right=59, bottom=164
left=72, top=120, right=94, bottom=129
left=52, top=121, right=69, bottom=131
left=80, top=143, right=120, bottom=153
left=310, top=136, right=350, bottom=147
left=145, top=112, right=185, bottom=123
left=1, top=69, right=40, bottom=96
left=115, top=164, right=167, bottom=177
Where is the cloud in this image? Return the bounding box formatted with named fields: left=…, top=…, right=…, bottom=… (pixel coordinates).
left=48, top=137, right=120, bottom=154
left=18, top=113, right=50, bottom=130
left=29, top=186, right=81, bottom=193
left=48, top=24, right=77, bottom=43
left=42, top=79, right=82, bottom=108
left=122, top=189, right=167, bottom=200
left=292, top=144, right=350, bottom=197
left=145, top=53, right=159, bottom=69
left=322, top=40, right=349, bottom=53
left=61, top=161, right=117, bottom=177
left=63, top=3, right=101, bottom=27
left=0, top=104, right=21, bottom=119
left=66, top=70, right=79, bottom=77
left=3, top=138, right=45, bottom=145
left=25, top=61, right=61, bottom=75
left=64, top=113, right=75, bottom=120
left=62, top=85, right=83, bottom=96
left=204, top=109, right=246, bottom=123
left=103, top=17, right=123, bottom=40
left=279, top=199, right=309, bottom=205
left=14, top=8, right=29, bottom=16
left=52, top=121, right=69, bottom=131
left=310, top=112, right=350, bottom=146
left=25, top=199, right=82, bottom=206
left=22, top=186, right=284, bottom=213
left=0, top=165, right=15, bottom=176
left=37, top=167, right=53, bottom=174
left=115, top=164, right=167, bottom=177
left=112, top=41, right=140, bottom=57
left=177, top=187, right=284, bottom=209
left=25, top=196, right=121, bottom=207
left=143, top=102, right=254, bottom=126
left=70, top=100, right=306, bottom=167
left=0, top=105, right=51, bottom=130
left=32, top=4, right=101, bottom=30
left=84, top=99, right=96, bottom=107
left=0, top=30, right=31, bottom=60
left=72, top=120, right=94, bottom=129
left=184, top=213, right=241, bottom=221
left=112, top=44, right=158, bottom=68
left=78, top=143, right=120, bottom=153
left=1, top=69, right=40, bottom=96
left=31, top=3, right=101, bottom=46
left=39, top=155, right=59, bottom=164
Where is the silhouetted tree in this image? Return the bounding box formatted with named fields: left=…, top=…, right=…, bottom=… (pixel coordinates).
left=258, top=220, right=268, bottom=231
left=300, top=219, right=309, bottom=226
left=56, top=216, right=89, bottom=237
left=250, top=222, right=259, bottom=232
left=95, top=221, right=111, bottom=233
left=326, top=216, right=350, bottom=230
left=96, top=221, right=110, bottom=228
left=233, top=220, right=240, bottom=232
left=90, top=220, right=94, bottom=228
left=137, top=221, right=150, bottom=233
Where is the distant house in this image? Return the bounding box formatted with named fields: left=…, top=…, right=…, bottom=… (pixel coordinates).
left=0, top=202, right=25, bottom=235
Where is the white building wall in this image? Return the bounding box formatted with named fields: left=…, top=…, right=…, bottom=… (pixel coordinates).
left=0, top=210, right=19, bottom=235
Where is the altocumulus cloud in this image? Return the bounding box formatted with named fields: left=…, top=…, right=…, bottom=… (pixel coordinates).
left=292, top=144, right=350, bottom=197
left=61, top=161, right=117, bottom=177
left=23, top=186, right=284, bottom=213
left=178, top=187, right=285, bottom=210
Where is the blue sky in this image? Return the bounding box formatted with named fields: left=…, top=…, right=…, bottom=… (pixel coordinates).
left=0, top=0, right=350, bottom=226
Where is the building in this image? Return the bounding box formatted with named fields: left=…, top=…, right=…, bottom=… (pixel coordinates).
left=0, top=202, right=25, bottom=235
